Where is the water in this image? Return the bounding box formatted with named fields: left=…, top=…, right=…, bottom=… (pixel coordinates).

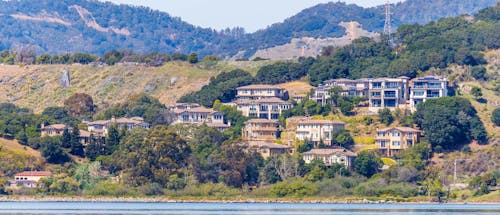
left=0, top=202, right=499, bottom=215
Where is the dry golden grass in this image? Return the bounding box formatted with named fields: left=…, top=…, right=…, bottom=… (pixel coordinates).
left=0, top=137, right=42, bottom=159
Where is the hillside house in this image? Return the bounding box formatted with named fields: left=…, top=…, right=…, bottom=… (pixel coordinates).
left=409, top=76, right=448, bottom=111
left=376, top=127, right=422, bottom=156
left=9, top=171, right=52, bottom=188
left=302, top=148, right=357, bottom=168
left=236, top=84, right=287, bottom=101
left=236, top=97, right=292, bottom=120
left=296, top=119, right=345, bottom=146
left=248, top=141, right=291, bottom=159
left=242, top=119, right=280, bottom=142
left=368, top=77, right=409, bottom=112
left=311, top=78, right=369, bottom=105
left=85, top=117, right=150, bottom=137
left=169, top=103, right=230, bottom=131
left=41, top=124, right=72, bottom=137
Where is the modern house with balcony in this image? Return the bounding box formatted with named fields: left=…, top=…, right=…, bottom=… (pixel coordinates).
left=85, top=117, right=150, bottom=137
left=236, top=97, right=292, bottom=120
left=311, top=78, right=369, bottom=105
left=302, top=148, right=357, bottom=168
left=368, top=77, right=409, bottom=112
left=295, top=119, right=346, bottom=146
left=409, top=76, right=448, bottom=111
left=236, top=84, right=288, bottom=101
left=376, top=127, right=422, bottom=156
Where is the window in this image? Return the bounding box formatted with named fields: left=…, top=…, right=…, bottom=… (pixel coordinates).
left=413, top=91, right=425, bottom=96
left=392, top=141, right=400, bottom=146
left=407, top=132, right=413, bottom=138
left=407, top=140, right=413, bottom=146
left=386, top=82, right=398, bottom=88
left=377, top=132, right=384, bottom=137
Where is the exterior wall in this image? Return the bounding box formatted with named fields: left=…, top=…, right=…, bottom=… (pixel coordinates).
left=236, top=88, right=285, bottom=100
left=368, top=78, right=409, bottom=112
left=41, top=128, right=65, bottom=137
left=242, top=121, right=279, bottom=142
left=14, top=175, right=45, bottom=182
left=296, top=123, right=345, bottom=145
left=303, top=154, right=355, bottom=168
left=237, top=102, right=292, bottom=120
left=376, top=129, right=421, bottom=156
left=409, top=77, right=448, bottom=111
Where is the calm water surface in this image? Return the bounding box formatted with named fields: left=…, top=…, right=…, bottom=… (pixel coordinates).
left=0, top=202, right=499, bottom=215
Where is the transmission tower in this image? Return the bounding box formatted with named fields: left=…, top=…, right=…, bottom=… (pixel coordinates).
left=383, top=0, right=392, bottom=35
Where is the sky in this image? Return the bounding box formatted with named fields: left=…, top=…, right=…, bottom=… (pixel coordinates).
left=105, top=0, right=403, bottom=32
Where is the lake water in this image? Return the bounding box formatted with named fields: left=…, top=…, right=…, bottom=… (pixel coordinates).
left=0, top=202, right=499, bottom=215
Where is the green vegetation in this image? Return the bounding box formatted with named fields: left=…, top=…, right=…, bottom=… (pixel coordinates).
left=415, top=97, right=487, bottom=149
left=493, top=108, right=500, bottom=126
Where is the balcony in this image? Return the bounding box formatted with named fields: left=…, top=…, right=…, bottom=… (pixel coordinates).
left=383, top=93, right=397, bottom=98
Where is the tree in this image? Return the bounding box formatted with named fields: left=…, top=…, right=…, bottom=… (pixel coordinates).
left=354, top=150, right=381, bottom=178
left=493, top=108, right=500, bottom=126
left=104, top=124, right=120, bottom=155
left=85, top=136, right=105, bottom=161
left=414, top=97, right=487, bottom=148
left=471, top=66, right=487, bottom=80
left=187, top=53, right=198, bottom=64
left=61, top=129, right=72, bottom=148
left=378, top=108, right=394, bottom=125
left=471, top=86, right=483, bottom=99
left=69, top=128, right=84, bottom=157
left=40, top=136, right=71, bottom=164
left=64, top=93, right=95, bottom=119
left=333, top=130, right=355, bottom=149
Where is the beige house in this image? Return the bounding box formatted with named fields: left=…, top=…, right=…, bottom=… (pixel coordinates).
left=311, top=78, right=369, bottom=105
left=409, top=76, right=448, bottom=111
left=242, top=119, right=280, bottom=142
left=376, top=127, right=422, bottom=156
left=41, top=124, right=72, bottom=137
left=170, top=104, right=230, bottom=131
left=368, top=77, right=409, bottom=112
left=248, top=141, right=291, bottom=159
left=236, top=97, right=292, bottom=120
left=85, top=117, right=150, bottom=137
left=302, top=148, right=357, bottom=168
left=9, top=171, right=52, bottom=188
left=236, top=84, right=287, bottom=101
left=296, top=119, right=345, bottom=146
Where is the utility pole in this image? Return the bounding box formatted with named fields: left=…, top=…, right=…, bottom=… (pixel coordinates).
left=383, top=0, right=392, bottom=36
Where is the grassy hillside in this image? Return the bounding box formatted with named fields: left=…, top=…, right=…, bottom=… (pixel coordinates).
left=0, top=60, right=269, bottom=113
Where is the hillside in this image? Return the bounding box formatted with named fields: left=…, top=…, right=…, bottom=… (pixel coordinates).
left=0, top=0, right=496, bottom=58
left=0, top=61, right=268, bottom=113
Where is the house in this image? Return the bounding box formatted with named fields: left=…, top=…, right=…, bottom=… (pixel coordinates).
left=41, top=124, right=72, bottom=137
left=242, top=119, right=280, bottom=142
left=311, top=78, right=369, bottom=105
left=302, top=148, right=357, bottom=168
left=236, top=84, right=287, bottom=101
left=248, top=141, right=291, bottom=159
left=9, top=171, right=52, bottom=188
left=85, top=117, right=150, bottom=136
left=169, top=104, right=230, bottom=131
left=295, top=119, right=345, bottom=146
left=79, top=129, right=91, bottom=145
left=368, top=77, right=409, bottom=112
left=376, top=127, right=422, bottom=156
left=236, top=97, right=292, bottom=120
left=409, top=76, right=448, bottom=111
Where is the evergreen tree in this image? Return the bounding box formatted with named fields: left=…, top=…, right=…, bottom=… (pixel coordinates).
left=61, top=129, right=72, bottom=148
left=69, top=128, right=84, bottom=157
left=85, top=135, right=104, bottom=161
left=104, top=124, right=120, bottom=155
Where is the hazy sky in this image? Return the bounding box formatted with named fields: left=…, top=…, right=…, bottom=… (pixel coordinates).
left=105, top=0, right=403, bottom=32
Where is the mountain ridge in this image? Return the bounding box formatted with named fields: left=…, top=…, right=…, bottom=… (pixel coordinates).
left=0, top=0, right=497, bottom=58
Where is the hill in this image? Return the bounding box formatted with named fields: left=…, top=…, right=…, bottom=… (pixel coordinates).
left=0, top=61, right=268, bottom=113
left=0, top=0, right=497, bottom=58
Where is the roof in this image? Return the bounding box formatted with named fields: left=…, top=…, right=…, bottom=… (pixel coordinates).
left=86, top=117, right=148, bottom=126
left=298, top=119, right=345, bottom=125
left=377, top=127, right=422, bottom=133
left=79, top=130, right=91, bottom=137
left=245, top=119, right=278, bottom=124
left=412, top=76, right=446, bottom=81
left=371, top=78, right=407, bottom=82
left=236, top=97, right=290, bottom=105
left=236, top=84, right=283, bottom=90
left=42, top=124, right=70, bottom=130
left=173, top=107, right=218, bottom=114
left=302, top=148, right=357, bottom=157
left=248, top=141, right=290, bottom=149
left=206, top=123, right=230, bottom=128
left=15, top=171, right=52, bottom=177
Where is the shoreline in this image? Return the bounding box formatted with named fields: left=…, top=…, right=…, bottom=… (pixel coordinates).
left=1, top=196, right=499, bottom=204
